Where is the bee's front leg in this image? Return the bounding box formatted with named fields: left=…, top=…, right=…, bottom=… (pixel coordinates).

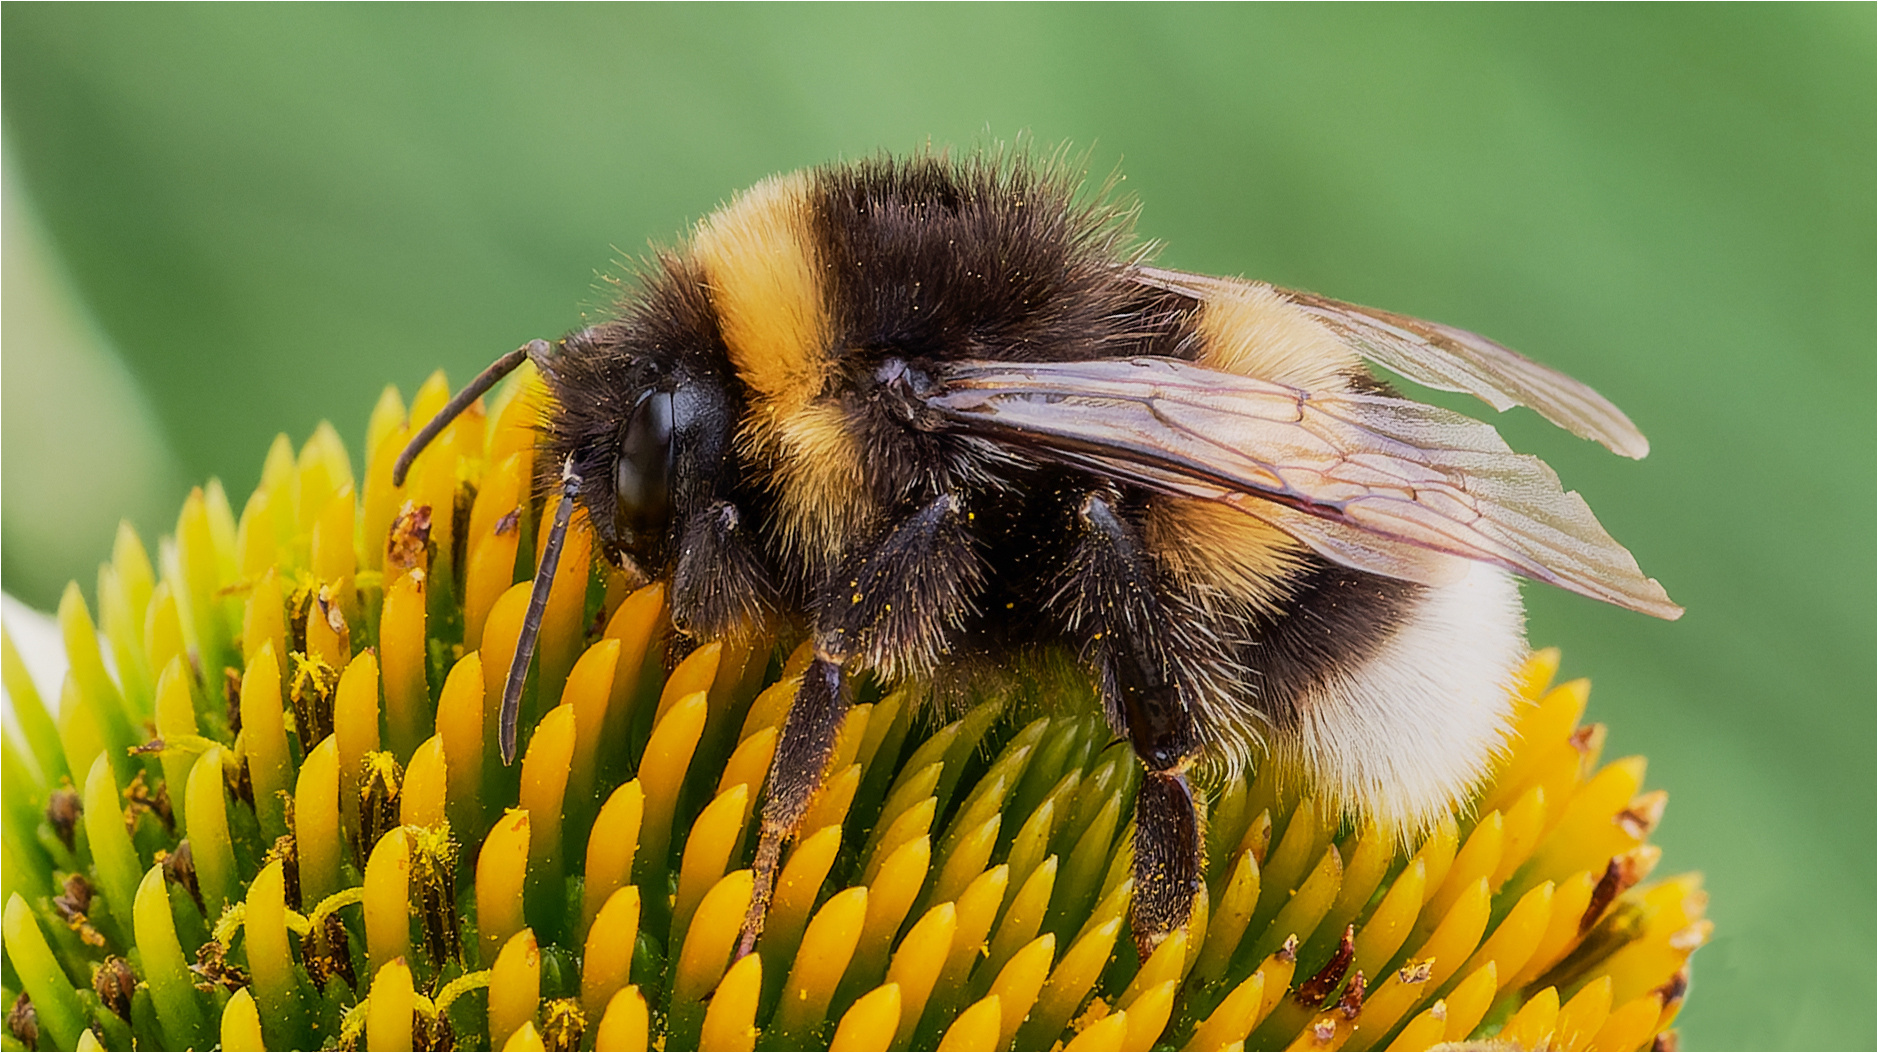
left=1062, top=491, right=1208, bottom=959
left=668, top=499, right=780, bottom=640
left=736, top=491, right=982, bottom=958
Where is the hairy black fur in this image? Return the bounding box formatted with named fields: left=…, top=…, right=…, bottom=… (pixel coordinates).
left=814, top=153, right=1159, bottom=366
left=810, top=155, right=1198, bottom=524
left=814, top=492, right=984, bottom=679
left=1244, top=564, right=1422, bottom=725
left=670, top=500, right=780, bottom=640
left=1054, top=491, right=1208, bottom=771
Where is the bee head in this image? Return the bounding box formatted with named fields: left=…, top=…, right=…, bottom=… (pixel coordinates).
left=542, top=317, right=739, bottom=580
left=398, top=270, right=740, bottom=763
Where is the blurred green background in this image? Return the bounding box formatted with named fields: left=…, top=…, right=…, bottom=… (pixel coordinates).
left=2, top=6, right=1870, bottom=1047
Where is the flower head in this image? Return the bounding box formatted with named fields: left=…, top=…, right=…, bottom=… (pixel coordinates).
left=1, top=368, right=1704, bottom=1050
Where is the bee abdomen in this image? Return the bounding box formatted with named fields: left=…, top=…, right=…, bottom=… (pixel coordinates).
left=1254, top=559, right=1525, bottom=835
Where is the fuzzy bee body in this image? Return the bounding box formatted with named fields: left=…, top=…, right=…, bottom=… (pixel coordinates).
left=402, top=150, right=1677, bottom=958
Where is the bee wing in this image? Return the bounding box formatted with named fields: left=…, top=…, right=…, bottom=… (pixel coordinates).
left=925, top=356, right=1682, bottom=619
left=1134, top=267, right=1651, bottom=460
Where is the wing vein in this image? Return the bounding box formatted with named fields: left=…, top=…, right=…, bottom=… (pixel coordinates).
left=924, top=356, right=1680, bottom=619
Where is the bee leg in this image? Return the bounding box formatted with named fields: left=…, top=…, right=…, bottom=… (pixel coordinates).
left=669, top=500, right=780, bottom=640
left=816, top=492, right=983, bottom=677
left=1133, top=767, right=1202, bottom=959
left=736, top=491, right=983, bottom=958
left=738, top=651, right=848, bottom=959
left=1066, top=492, right=1206, bottom=959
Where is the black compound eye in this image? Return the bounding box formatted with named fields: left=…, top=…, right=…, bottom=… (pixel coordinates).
left=614, top=390, right=674, bottom=541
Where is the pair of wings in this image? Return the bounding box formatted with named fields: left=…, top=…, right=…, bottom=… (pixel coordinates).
left=921, top=269, right=1682, bottom=620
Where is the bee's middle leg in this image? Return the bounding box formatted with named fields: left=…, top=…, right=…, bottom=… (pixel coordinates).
left=1065, top=491, right=1207, bottom=959
left=738, top=650, right=848, bottom=958
left=736, top=492, right=982, bottom=958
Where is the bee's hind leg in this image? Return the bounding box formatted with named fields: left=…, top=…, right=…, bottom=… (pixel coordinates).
left=1119, top=632, right=1206, bottom=961
left=1063, top=491, right=1208, bottom=959
left=1133, top=766, right=1203, bottom=958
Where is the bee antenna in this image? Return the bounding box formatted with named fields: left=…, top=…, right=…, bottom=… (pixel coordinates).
left=499, top=455, right=583, bottom=764
left=392, top=340, right=548, bottom=487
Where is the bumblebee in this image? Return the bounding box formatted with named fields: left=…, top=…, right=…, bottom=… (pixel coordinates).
left=396, top=150, right=1679, bottom=960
